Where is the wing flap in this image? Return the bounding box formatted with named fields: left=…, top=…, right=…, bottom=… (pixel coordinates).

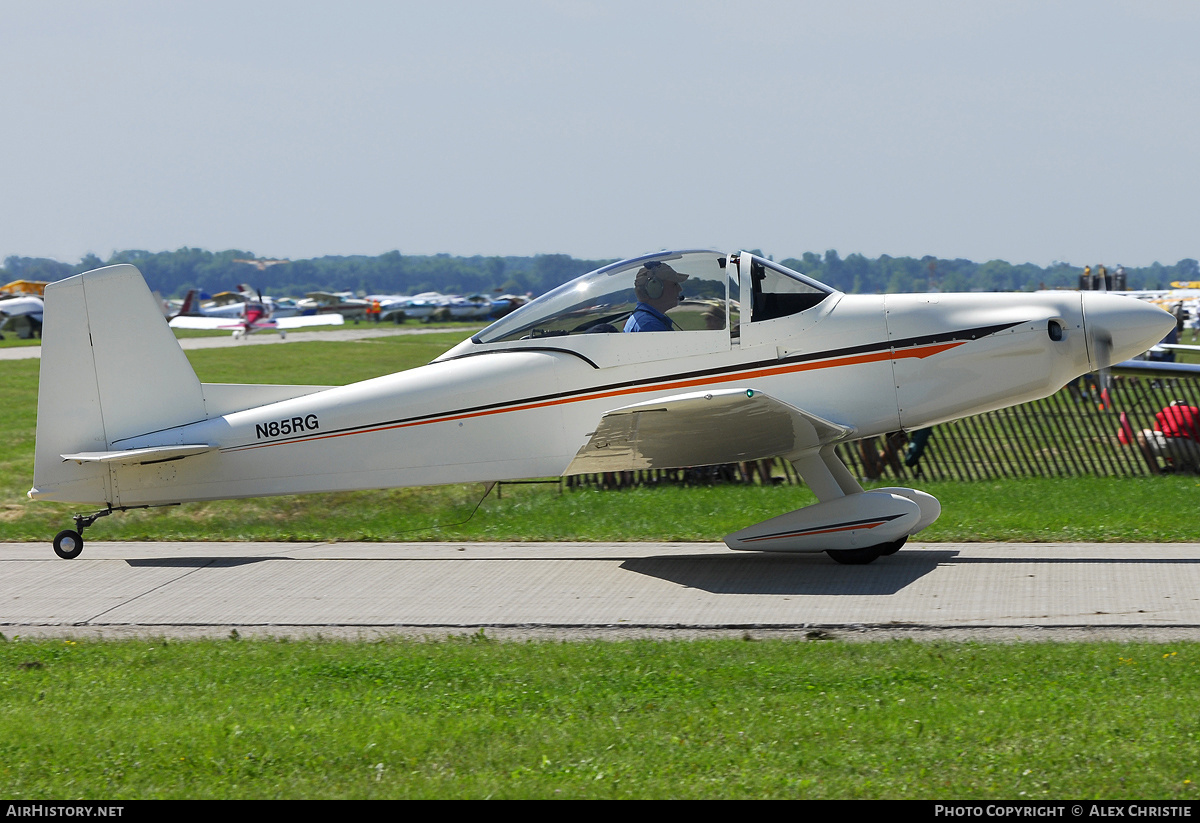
left=565, top=388, right=852, bottom=474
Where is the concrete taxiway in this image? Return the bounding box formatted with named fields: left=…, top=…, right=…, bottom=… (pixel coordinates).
left=4, top=541, right=1200, bottom=641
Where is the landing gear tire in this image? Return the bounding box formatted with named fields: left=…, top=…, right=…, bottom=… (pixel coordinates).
left=826, top=536, right=908, bottom=565
left=826, top=545, right=883, bottom=565
left=53, top=529, right=84, bottom=560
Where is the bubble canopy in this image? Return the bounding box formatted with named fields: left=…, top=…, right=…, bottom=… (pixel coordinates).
left=473, top=250, right=833, bottom=345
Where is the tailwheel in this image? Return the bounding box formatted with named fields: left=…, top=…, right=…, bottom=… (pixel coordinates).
left=53, top=529, right=84, bottom=560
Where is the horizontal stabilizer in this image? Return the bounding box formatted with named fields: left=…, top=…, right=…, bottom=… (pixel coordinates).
left=61, top=445, right=216, bottom=465
left=566, top=388, right=852, bottom=474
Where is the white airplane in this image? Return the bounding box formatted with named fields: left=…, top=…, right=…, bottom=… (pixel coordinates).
left=30, top=250, right=1173, bottom=561
left=297, top=291, right=370, bottom=321
left=0, top=279, right=49, bottom=338
left=169, top=289, right=344, bottom=338
left=185, top=286, right=255, bottom=318
left=173, top=286, right=310, bottom=320
left=446, top=294, right=499, bottom=319
left=0, top=293, right=45, bottom=339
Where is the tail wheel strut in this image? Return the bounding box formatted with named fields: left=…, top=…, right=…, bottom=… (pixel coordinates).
left=50, top=504, right=177, bottom=559
left=51, top=507, right=115, bottom=560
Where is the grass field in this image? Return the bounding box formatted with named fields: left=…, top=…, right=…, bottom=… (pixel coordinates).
left=3, top=637, right=1199, bottom=799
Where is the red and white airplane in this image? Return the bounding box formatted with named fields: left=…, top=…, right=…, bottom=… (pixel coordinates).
left=30, top=250, right=1172, bottom=561
left=169, top=287, right=342, bottom=338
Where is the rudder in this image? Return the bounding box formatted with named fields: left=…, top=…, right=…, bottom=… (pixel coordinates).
left=31, top=265, right=207, bottom=504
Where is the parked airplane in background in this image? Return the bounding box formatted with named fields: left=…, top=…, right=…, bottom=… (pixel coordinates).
left=0, top=294, right=44, bottom=338
left=172, top=286, right=252, bottom=319
left=297, top=291, right=369, bottom=321
left=0, top=280, right=49, bottom=339
left=361, top=293, right=417, bottom=323
left=172, top=285, right=312, bottom=321
left=169, top=289, right=343, bottom=338
left=1, top=280, right=49, bottom=297
left=362, top=291, right=531, bottom=323
left=396, top=292, right=449, bottom=320
left=30, top=250, right=1172, bottom=562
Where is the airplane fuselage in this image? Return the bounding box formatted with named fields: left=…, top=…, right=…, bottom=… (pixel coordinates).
left=37, top=290, right=1119, bottom=508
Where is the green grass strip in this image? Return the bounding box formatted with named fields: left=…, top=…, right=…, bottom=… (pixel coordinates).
left=2, top=637, right=1199, bottom=799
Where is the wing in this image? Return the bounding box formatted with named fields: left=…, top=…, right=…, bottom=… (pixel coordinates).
left=275, top=314, right=345, bottom=329
left=208, top=291, right=247, bottom=306
left=564, top=388, right=854, bottom=474
left=168, top=316, right=240, bottom=330
left=303, top=292, right=341, bottom=304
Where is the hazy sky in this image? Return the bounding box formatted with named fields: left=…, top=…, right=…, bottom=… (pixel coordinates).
left=3, top=0, right=1198, bottom=267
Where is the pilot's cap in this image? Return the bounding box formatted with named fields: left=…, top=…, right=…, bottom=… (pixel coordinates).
left=635, top=262, right=689, bottom=289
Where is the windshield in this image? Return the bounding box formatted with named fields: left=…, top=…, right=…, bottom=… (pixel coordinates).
left=475, top=250, right=731, bottom=344
left=745, top=256, right=833, bottom=322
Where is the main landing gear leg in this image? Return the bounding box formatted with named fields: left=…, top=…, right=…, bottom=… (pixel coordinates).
left=52, top=507, right=116, bottom=560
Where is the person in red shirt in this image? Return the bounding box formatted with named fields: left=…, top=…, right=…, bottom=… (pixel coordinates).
left=1156, top=402, right=1199, bottom=440
left=1130, top=401, right=1200, bottom=473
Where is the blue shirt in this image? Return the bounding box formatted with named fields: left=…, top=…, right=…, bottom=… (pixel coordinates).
left=624, top=303, right=673, bottom=332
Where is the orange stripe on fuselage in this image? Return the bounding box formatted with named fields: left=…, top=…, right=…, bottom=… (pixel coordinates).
left=228, top=339, right=965, bottom=453
left=741, top=519, right=890, bottom=542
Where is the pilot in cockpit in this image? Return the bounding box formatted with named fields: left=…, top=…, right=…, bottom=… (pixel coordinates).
left=624, top=262, right=689, bottom=332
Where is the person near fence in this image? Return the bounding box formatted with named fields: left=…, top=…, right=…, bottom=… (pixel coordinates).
left=904, top=427, right=934, bottom=475
left=858, top=431, right=907, bottom=480
left=1120, top=402, right=1200, bottom=473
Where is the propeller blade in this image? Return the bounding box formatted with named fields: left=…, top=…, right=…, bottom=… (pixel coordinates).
left=1094, top=330, right=1113, bottom=411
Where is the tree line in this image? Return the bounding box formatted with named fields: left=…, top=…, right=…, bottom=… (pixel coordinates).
left=3, top=247, right=1198, bottom=300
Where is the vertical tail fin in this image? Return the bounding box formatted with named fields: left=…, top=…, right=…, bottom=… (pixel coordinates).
left=176, top=288, right=199, bottom=317
left=31, top=265, right=208, bottom=504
